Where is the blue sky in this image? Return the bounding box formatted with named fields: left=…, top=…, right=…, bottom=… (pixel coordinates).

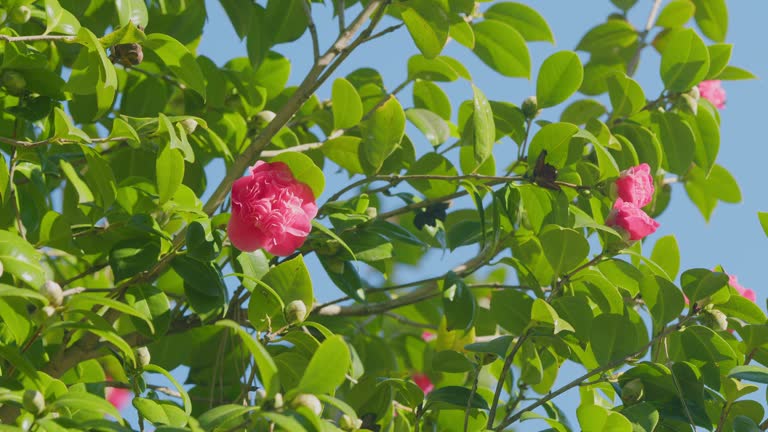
left=187, top=0, right=768, bottom=427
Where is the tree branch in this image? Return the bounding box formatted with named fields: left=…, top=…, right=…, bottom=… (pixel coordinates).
left=301, top=0, right=321, bottom=62
left=0, top=34, right=76, bottom=43
left=495, top=317, right=695, bottom=431
left=0, top=135, right=130, bottom=148
left=487, top=332, right=529, bottom=428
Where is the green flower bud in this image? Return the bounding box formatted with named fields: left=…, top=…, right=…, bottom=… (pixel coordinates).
left=135, top=346, right=151, bottom=367
left=273, top=393, right=284, bottom=409
left=521, top=96, right=541, bottom=119
left=22, top=390, right=45, bottom=415
left=10, top=5, right=31, bottom=24
left=2, top=70, right=27, bottom=96
left=254, top=110, right=276, bottom=129
left=40, top=281, right=63, bottom=307
left=284, top=300, right=307, bottom=325
left=364, top=207, right=377, bottom=219
left=340, top=414, right=363, bottom=431
left=292, top=393, right=322, bottom=416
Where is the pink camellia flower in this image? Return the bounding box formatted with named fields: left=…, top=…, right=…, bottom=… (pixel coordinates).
left=105, top=377, right=131, bottom=410
left=421, top=331, right=436, bottom=342
left=227, top=161, right=318, bottom=256
left=412, top=373, right=434, bottom=394
left=615, top=163, right=654, bottom=208
left=698, top=80, right=726, bottom=109
left=606, top=199, right=660, bottom=241
left=729, top=275, right=757, bottom=303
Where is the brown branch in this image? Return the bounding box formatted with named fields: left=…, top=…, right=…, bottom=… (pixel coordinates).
left=302, top=0, right=321, bottom=62
left=0, top=34, right=76, bottom=43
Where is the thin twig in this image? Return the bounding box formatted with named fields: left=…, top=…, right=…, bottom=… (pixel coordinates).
left=364, top=23, right=405, bottom=43
left=0, top=34, right=76, bottom=43
left=496, top=317, right=696, bottom=431
left=260, top=142, right=324, bottom=157
left=487, top=332, right=529, bottom=428
left=0, top=135, right=129, bottom=149
left=464, top=366, right=481, bottom=432
left=301, top=0, right=321, bottom=62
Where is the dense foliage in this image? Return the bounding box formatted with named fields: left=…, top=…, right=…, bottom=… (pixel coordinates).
left=0, top=0, right=766, bottom=431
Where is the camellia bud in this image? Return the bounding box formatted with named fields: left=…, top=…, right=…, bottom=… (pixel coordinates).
left=135, top=346, right=151, bottom=367
left=22, top=390, right=45, bottom=415
left=340, top=414, right=363, bottom=431
left=703, top=309, right=729, bottom=332
left=284, top=300, right=307, bottom=325
left=365, top=207, right=377, bottom=219
left=0, top=259, right=3, bottom=277
left=41, top=306, right=56, bottom=318
left=273, top=393, right=284, bottom=409
left=687, top=85, right=701, bottom=101
left=2, top=70, right=27, bottom=96
left=254, top=388, right=267, bottom=405
left=180, top=118, right=198, bottom=135
left=292, top=394, right=322, bottom=416
left=521, top=96, right=541, bottom=119
left=254, top=110, right=276, bottom=129
left=10, top=5, right=31, bottom=24
left=40, top=281, right=63, bottom=307
left=620, top=378, right=644, bottom=405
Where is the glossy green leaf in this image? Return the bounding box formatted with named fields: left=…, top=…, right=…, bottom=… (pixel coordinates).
left=115, top=0, right=149, bottom=28
left=606, top=73, right=645, bottom=118
left=361, top=96, right=406, bottom=172
left=539, top=225, right=590, bottom=276
left=143, top=34, right=207, bottom=100
left=577, top=20, right=638, bottom=53
left=431, top=350, right=473, bottom=373
left=271, top=152, right=325, bottom=198
left=471, top=84, right=495, bottom=165
left=296, top=335, right=350, bottom=395
left=413, top=80, right=451, bottom=120
left=692, top=0, right=728, bottom=42
left=715, top=65, right=757, bottom=80
left=536, top=51, right=583, bottom=109
left=650, top=235, right=680, bottom=280
left=472, top=20, right=530, bottom=78
left=406, top=152, right=459, bottom=199
left=639, top=274, right=685, bottom=328
left=590, top=314, right=641, bottom=365
left=406, top=108, right=450, bottom=147
left=483, top=2, right=554, bottom=43
left=652, top=111, right=695, bottom=175
left=400, top=0, right=450, bottom=59
left=332, top=78, right=363, bottom=130
left=706, top=43, right=733, bottom=79
left=758, top=212, right=768, bottom=237
left=656, top=0, right=695, bottom=28
left=442, top=272, right=476, bottom=332
left=681, top=268, right=730, bottom=305
left=660, top=29, right=710, bottom=92
left=265, top=0, right=308, bottom=44
left=156, top=144, right=185, bottom=205
left=0, top=231, right=44, bottom=289
left=527, top=122, right=579, bottom=169
left=44, top=0, right=80, bottom=35
left=425, top=386, right=489, bottom=410
left=216, top=320, right=280, bottom=397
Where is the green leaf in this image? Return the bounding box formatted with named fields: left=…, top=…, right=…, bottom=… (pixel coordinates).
left=50, top=392, right=122, bottom=422
left=561, top=99, right=607, bottom=126
left=690, top=102, right=720, bottom=175
left=692, top=0, right=728, bottom=42
left=115, top=0, right=148, bottom=28
left=332, top=78, right=363, bottom=130
left=432, top=350, right=473, bottom=373
left=413, top=80, right=451, bottom=120
left=611, top=0, right=638, bottom=11
left=296, top=335, right=350, bottom=395
left=576, top=20, right=638, bottom=53
left=400, top=0, right=449, bottom=59
left=531, top=298, right=574, bottom=334
left=271, top=152, right=325, bottom=199
left=66, top=28, right=117, bottom=121
left=606, top=73, right=645, bottom=118
left=449, top=19, right=475, bottom=49
left=321, top=136, right=364, bottom=175
left=681, top=268, right=729, bottom=305
left=471, top=84, right=495, bottom=165
left=621, top=403, right=660, bottom=432
left=44, top=0, right=80, bottom=35
left=708, top=164, right=741, bottom=203
left=216, top=320, right=280, bottom=397
left=715, top=65, right=757, bottom=81
left=733, top=416, right=761, bottom=432
left=667, top=325, right=737, bottom=388
left=536, top=51, right=583, bottom=109
left=68, top=294, right=155, bottom=335
left=650, top=235, right=680, bottom=280
left=59, top=159, right=94, bottom=204
left=262, top=254, right=314, bottom=320
left=406, top=153, right=458, bottom=199
left=483, top=2, right=554, bottom=43
left=265, top=0, right=308, bottom=44
left=472, top=20, right=530, bottom=78
left=539, top=225, right=589, bottom=276
left=660, top=29, right=710, bottom=92
left=577, top=404, right=632, bottom=432
left=706, top=43, right=733, bottom=79
left=639, top=274, right=685, bottom=328
left=406, top=108, right=450, bottom=147
left=729, top=365, right=768, bottom=384
left=361, top=96, right=406, bottom=172
left=652, top=111, right=695, bottom=175
left=109, top=238, right=161, bottom=281
left=156, top=143, right=185, bottom=205
left=0, top=284, right=48, bottom=304
left=464, top=335, right=513, bottom=359
left=442, top=272, right=476, bottom=332
left=425, top=386, right=489, bottom=410
left=0, top=231, right=45, bottom=288
left=758, top=212, right=768, bottom=237
left=527, top=122, right=579, bottom=169
left=490, top=290, right=533, bottom=336
left=219, top=0, right=254, bottom=39
left=656, top=0, right=695, bottom=28
left=125, top=285, right=171, bottom=338
left=590, top=314, right=641, bottom=365
left=143, top=34, right=206, bottom=100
